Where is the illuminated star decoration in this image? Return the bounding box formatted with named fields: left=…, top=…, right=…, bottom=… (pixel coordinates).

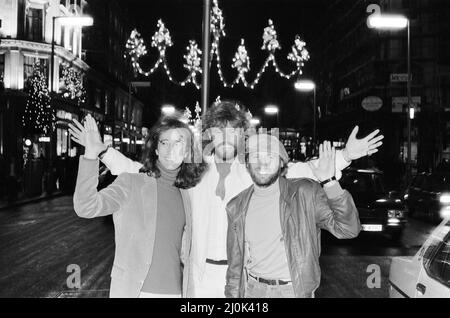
left=232, top=39, right=250, bottom=85
left=125, top=29, right=148, bottom=76
left=287, top=35, right=310, bottom=75
left=261, top=19, right=280, bottom=53
left=181, top=40, right=202, bottom=88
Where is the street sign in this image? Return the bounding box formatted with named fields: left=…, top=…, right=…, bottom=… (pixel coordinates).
left=392, top=96, right=421, bottom=113
left=362, top=96, right=383, bottom=111
left=390, top=73, right=412, bottom=83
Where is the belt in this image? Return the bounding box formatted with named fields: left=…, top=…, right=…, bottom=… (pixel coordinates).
left=248, top=273, right=291, bottom=286
left=206, top=258, right=228, bottom=265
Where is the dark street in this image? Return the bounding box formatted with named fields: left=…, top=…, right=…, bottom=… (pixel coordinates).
left=0, top=196, right=438, bottom=298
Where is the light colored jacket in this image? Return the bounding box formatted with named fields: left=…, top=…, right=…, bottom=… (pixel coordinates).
left=100, top=148, right=351, bottom=296
left=73, top=157, right=193, bottom=298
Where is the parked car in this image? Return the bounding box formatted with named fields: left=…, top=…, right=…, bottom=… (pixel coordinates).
left=405, top=172, right=450, bottom=223
left=389, top=218, right=450, bottom=298
left=340, top=168, right=407, bottom=241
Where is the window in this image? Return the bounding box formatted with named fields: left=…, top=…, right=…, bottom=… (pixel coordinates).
left=26, top=8, right=43, bottom=42
left=426, top=221, right=450, bottom=288
left=23, top=56, right=48, bottom=89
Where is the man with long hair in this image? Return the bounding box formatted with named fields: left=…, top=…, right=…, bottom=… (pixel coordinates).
left=72, top=114, right=206, bottom=297
left=69, top=100, right=383, bottom=297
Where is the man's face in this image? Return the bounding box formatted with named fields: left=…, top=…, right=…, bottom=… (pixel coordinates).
left=247, top=151, right=281, bottom=187
left=210, top=124, right=242, bottom=162
left=156, top=128, right=189, bottom=170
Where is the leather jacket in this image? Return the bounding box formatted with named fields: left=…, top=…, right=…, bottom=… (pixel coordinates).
left=225, top=177, right=361, bottom=298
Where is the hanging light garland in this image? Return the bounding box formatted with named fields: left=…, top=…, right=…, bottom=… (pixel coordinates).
left=125, top=0, right=310, bottom=90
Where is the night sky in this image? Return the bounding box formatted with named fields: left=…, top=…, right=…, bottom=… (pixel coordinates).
left=124, top=0, right=328, bottom=128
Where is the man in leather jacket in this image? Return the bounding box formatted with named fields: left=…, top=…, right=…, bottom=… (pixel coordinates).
left=225, top=134, right=361, bottom=298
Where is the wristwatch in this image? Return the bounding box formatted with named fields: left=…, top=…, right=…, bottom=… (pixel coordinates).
left=98, top=146, right=109, bottom=160
left=320, top=176, right=336, bottom=187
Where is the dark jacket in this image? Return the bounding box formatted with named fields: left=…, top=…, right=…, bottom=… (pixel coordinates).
left=225, top=177, right=361, bottom=298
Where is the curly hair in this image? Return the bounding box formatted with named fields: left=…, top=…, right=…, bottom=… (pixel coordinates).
left=202, top=100, right=250, bottom=131
left=140, top=115, right=208, bottom=189
left=201, top=100, right=250, bottom=157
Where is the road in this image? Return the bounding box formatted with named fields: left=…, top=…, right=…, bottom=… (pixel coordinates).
left=0, top=196, right=438, bottom=298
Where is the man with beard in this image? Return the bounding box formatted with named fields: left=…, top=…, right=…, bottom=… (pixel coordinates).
left=225, top=134, right=360, bottom=298
left=68, top=100, right=383, bottom=297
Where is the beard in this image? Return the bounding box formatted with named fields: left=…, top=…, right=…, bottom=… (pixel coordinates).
left=248, top=165, right=281, bottom=188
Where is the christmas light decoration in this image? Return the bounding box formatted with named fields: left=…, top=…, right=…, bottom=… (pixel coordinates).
left=181, top=40, right=202, bottom=89
left=125, top=0, right=309, bottom=90
left=22, top=62, right=55, bottom=136
left=60, top=62, right=86, bottom=105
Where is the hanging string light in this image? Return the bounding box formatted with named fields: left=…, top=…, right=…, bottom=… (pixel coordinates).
left=125, top=0, right=310, bottom=90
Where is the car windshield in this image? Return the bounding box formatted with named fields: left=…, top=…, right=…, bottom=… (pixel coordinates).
left=341, top=172, right=385, bottom=194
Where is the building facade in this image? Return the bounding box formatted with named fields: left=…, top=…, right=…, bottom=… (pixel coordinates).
left=313, top=0, right=450, bottom=186
left=0, top=0, right=144, bottom=201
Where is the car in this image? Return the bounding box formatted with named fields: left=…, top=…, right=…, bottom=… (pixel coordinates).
left=389, top=218, right=450, bottom=298
left=405, top=172, right=450, bottom=223
left=340, top=168, right=407, bottom=241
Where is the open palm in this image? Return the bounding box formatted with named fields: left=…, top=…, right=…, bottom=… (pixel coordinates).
left=345, top=126, right=384, bottom=160
left=69, top=114, right=105, bottom=158
left=308, top=141, right=336, bottom=182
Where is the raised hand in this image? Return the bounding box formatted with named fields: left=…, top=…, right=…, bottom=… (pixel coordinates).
left=343, top=126, right=384, bottom=161
left=69, top=114, right=106, bottom=159
left=308, top=141, right=336, bottom=182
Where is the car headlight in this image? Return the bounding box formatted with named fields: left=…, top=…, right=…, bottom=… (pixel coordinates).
left=440, top=194, right=450, bottom=204
left=388, top=210, right=404, bottom=218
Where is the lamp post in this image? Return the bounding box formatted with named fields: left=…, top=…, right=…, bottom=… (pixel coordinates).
left=51, top=15, right=93, bottom=94
left=368, top=14, right=412, bottom=183
left=264, top=105, right=279, bottom=130
left=295, top=79, right=316, bottom=147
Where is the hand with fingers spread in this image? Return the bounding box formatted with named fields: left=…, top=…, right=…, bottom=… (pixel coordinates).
left=343, top=126, right=384, bottom=162
left=69, top=114, right=106, bottom=160
left=308, top=141, right=336, bottom=182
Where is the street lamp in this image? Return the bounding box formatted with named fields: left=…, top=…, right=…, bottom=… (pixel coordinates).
left=295, top=79, right=317, bottom=147
left=368, top=14, right=412, bottom=183
left=51, top=15, right=94, bottom=94
left=250, top=118, right=261, bottom=127
left=162, top=105, right=176, bottom=115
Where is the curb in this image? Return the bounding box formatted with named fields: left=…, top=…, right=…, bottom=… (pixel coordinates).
left=0, top=192, right=66, bottom=211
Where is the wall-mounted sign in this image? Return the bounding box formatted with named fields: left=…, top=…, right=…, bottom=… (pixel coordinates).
left=362, top=96, right=383, bottom=111
left=390, top=73, right=412, bottom=83
left=392, top=96, right=421, bottom=113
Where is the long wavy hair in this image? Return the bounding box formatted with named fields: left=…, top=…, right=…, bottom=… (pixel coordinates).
left=140, top=115, right=207, bottom=189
